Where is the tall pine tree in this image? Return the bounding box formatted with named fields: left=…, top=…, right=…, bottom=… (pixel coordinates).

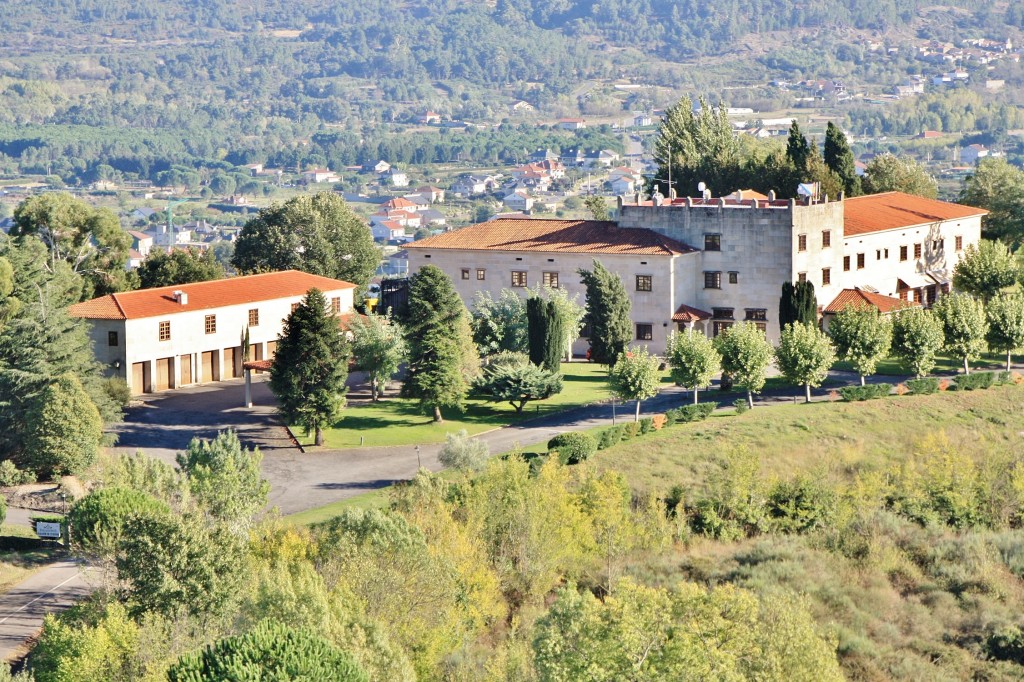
left=823, top=122, right=860, bottom=196
left=269, top=288, right=349, bottom=446
left=578, top=260, right=632, bottom=365
left=785, top=121, right=811, bottom=172
left=401, top=265, right=478, bottom=422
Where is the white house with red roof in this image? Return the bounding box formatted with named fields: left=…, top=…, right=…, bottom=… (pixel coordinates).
left=69, top=270, right=355, bottom=395
left=408, top=192, right=984, bottom=351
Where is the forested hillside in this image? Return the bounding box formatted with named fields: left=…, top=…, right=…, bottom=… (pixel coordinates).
left=0, top=0, right=1019, bottom=185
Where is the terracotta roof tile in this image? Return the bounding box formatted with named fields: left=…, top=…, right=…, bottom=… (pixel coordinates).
left=824, top=288, right=919, bottom=314
left=406, top=219, right=697, bottom=256
left=843, top=191, right=986, bottom=236
left=70, top=270, right=355, bottom=321
left=672, top=303, right=713, bottom=322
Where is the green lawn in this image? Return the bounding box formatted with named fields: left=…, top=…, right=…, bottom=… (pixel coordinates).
left=296, top=362, right=629, bottom=449
left=0, top=524, right=59, bottom=594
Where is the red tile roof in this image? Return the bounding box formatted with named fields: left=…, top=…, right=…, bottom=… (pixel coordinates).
left=406, top=219, right=697, bottom=256
left=823, top=288, right=918, bottom=314
left=69, top=270, right=355, bottom=321
left=843, top=191, right=986, bottom=236
left=385, top=197, right=416, bottom=209
left=672, top=303, right=712, bottom=322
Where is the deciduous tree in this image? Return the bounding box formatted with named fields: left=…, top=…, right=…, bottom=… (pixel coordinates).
left=578, top=260, right=631, bottom=365
left=714, top=322, right=774, bottom=409
left=609, top=347, right=661, bottom=422
left=349, top=311, right=406, bottom=401
left=11, top=193, right=132, bottom=298
left=233, top=192, right=379, bottom=295
left=471, top=289, right=528, bottom=356
left=775, top=323, right=837, bottom=402
left=136, top=247, right=225, bottom=289
left=959, top=157, right=1024, bottom=246
left=861, top=153, right=938, bottom=198
left=952, top=240, right=1019, bottom=301
left=401, top=265, right=478, bottom=422
left=437, top=430, right=490, bottom=471
left=933, top=292, right=988, bottom=374
left=270, top=288, right=349, bottom=446
left=653, top=96, right=742, bottom=197
left=891, top=307, right=945, bottom=377
left=176, top=430, right=270, bottom=530
left=666, top=330, right=721, bottom=403
left=986, top=293, right=1024, bottom=371
left=828, top=304, right=893, bottom=385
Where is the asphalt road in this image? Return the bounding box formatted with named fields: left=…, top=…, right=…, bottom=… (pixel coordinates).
left=0, top=561, right=91, bottom=662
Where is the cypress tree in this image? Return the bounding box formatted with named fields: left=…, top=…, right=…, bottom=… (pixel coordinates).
left=269, top=288, right=349, bottom=446
left=823, top=122, right=860, bottom=196
left=785, top=121, right=811, bottom=172
left=578, top=260, right=632, bottom=365
left=779, top=281, right=818, bottom=328
left=401, top=265, right=478, bottom=422
left=543, top=299, right=565, bottom=372
left=527, top=296, right=547, bottom=367
left=779, top=281, right=799, bottom=328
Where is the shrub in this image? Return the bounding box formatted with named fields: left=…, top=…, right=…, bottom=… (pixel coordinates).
left=547, top=432, right=597, bottom=465
left=895, top=383, right=908, bottom=396
left=102, top=377, right=132, bottom=408
left=766, top=475, right=838, bottom=534
left=906, top=377, right=940, bottom=395
left=953, top=372, right=997, bottom=391
left=638, top=417, right=654, bottom=434
left=438, top=430, right=489, bottom=471
left=986, top=625, right=1024, bottom=664
left=597, top=425, right=624, bottom=450
left=938, top=379, right=950, bottom=391
left=651, top=414, right=667, bottom=430
left=733, top=398, right=749, bottom=414
left=67, top=487, right=170, bottom=554
left=622, top=422, right=641, bottom=440
left=0, top=460, right=36, bottom=487
left=838, top=383, right=892, bottom=401
left=677, top=403, right=716, bottom=422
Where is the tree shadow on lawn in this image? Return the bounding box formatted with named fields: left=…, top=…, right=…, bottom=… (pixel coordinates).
left=330, top=399, right=516, bottom=431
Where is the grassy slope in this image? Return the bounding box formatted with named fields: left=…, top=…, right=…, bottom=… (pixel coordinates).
left=593, top=385, right=1024, bottom=681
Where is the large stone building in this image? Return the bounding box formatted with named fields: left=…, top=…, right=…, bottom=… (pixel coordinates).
left=70, top=270, right=356, bottom=395
left=406, top=191, right=985, bottom=354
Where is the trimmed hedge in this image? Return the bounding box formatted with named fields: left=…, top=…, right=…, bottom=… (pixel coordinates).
left=906, top=377, right=939, bottom=395
left=953, top=372, right=997, bottom=391
left=839, top=383, right=892, bottom=401
left=665, top=403, right=716, bottom=424
left=547, top=432, right=597, bottom=465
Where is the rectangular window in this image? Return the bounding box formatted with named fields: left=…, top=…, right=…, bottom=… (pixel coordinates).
left=636, top=323, right=653, bottom=341
left=876, top=249, right=882, bottom=260
left=204, top=314, right=217, bottom=335
left=955, top=236, right=963, bottom=251
left=158, top=321, right=170, bottom=342
left=461, top=268, right=470, bottom=280
left=511, top=271, right=527, bottom=287
left=914, top=243, right=922, bottom=259
left=703, top=271, right=721, bottom=289
left=728, top=271, right=738, bottom=284
left=822, top=267, right=831, bottom=286
left=798, top=272, right=807, bottom=283
left=331, top=297, right=341, bottom=313
left=248, top=308, right=259, bottom=327
left=477, top=268, right=486, bottom=280
left=857, top=253, right=865, bottom=269
left=712, top=308, right=735, bottom=320
left=635, top=275, right=652, bottom=292
left=900, top=245, right=908, bottom=261
left=933, top=239, right=944, bottom=252
left=822, top=230, right=831, bottom=248
left=843, top=256, right=850, bottom=271
left=755, top=322, right=767, bottom=333
left=108, top=331, right=118, bottom=347
left=884, top=248, right=889, bottom=259
left=798, top=234, right=807, bottom=252
left=543, top=271, right=560, bottom=288
left=712, top=321, right=733, bottom=337
left=704, top=234, right=721, bottom=251
left=745, top=309, right=767, bottom=321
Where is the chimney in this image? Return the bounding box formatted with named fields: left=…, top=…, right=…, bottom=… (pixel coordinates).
left=173, top=290, right=188, bottom=305
left=768, top=190, right=776, bottom=201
